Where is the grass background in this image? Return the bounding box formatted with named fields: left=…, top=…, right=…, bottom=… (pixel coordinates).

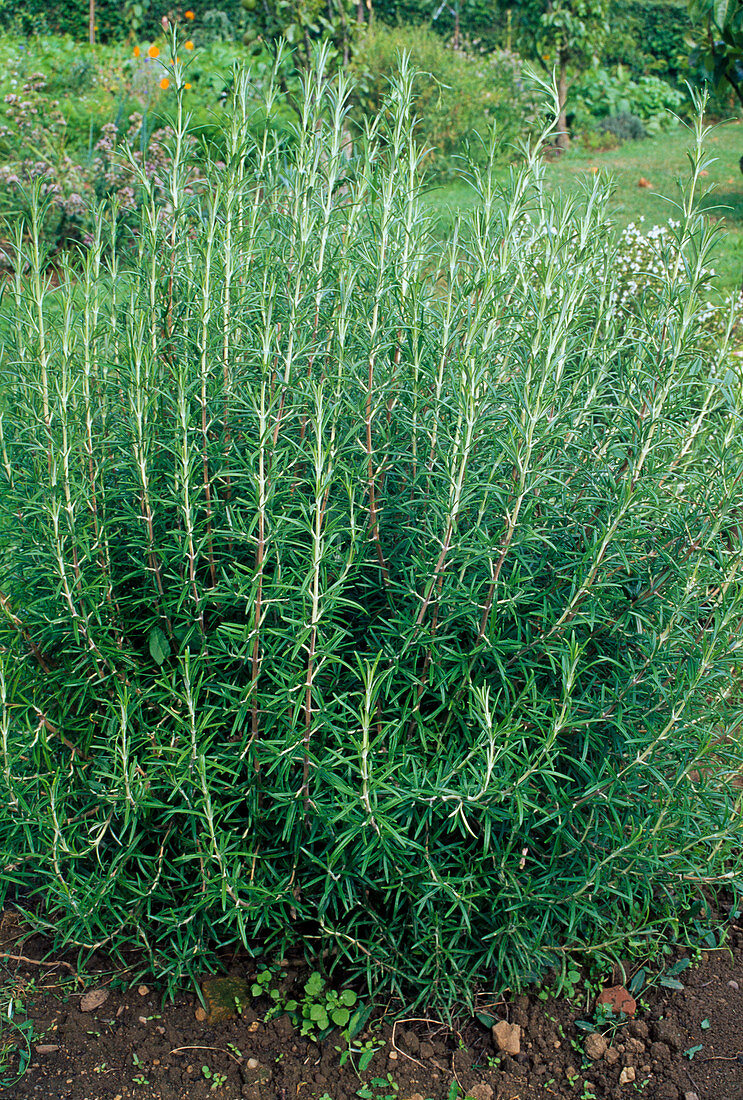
left=425, top=122, right=743, bottom=291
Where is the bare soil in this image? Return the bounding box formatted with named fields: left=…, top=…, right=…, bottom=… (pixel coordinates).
left=1, top=905, right=742, bottom=1100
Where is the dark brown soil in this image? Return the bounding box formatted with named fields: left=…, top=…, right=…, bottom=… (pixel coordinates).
left=1, top=906, right=742, bottom=1100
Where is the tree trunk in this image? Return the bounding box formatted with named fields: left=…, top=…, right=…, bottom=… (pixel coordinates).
left=357, top=0, right=364, bottom=22
left=338, top=0, right=349, bottom=64
left=556, top=53, right=569, bottom=151
left=89, top=0, right=95, bottom=44
left=725, top=71, right=743, bottom=110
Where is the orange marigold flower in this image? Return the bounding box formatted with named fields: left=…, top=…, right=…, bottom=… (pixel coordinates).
left=148, top=44, right=160, bottom=58
left=185, top=82, right=192, bottom=89
left=133, top=45, right=141, bottom=56
left=185, top=9, right=195, bottom=18
left=160, top=77, right=170, bottom=90
left=184, top=39, right=194, bottom=49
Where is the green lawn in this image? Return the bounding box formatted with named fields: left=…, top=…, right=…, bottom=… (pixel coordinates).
left=424, top=122, right=743, bottom=292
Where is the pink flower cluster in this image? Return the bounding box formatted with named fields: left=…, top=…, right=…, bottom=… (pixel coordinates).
left=0, top=70, right=204, bottom=254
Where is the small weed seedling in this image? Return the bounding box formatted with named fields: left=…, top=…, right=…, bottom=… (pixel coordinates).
left=292, top=972, right=358, bottom=1038
left=357, top=1074, right=399, bottom=1100
left=252, top=967, right=359, bottom=1041
left=337, top=1032, right=383, bottom=1075
left=201, top=1065, right=227, bottom=1090
left=576, top=1000, right=628, bottom=1044
left=251, top=967, right=284, bottom=1019
left=0, top=982, right=36, bottom=1091
left=333, top=1000, right=380, bottom=1074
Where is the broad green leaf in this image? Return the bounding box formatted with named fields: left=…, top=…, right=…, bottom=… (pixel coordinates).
left=148, top=626, right=170, bottom=666
left=347, top=1003, right=373, bottom=1040
left=628, top=968, right=646, bottom=994
left=715, top=0, right=733, bottom=27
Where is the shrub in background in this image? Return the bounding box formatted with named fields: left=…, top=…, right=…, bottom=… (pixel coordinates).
left=570, top=65, right=686, bottom=136
left=603, top=0, right=693, bottom=82
left=0, top=0, right=248, bottom=43
left=577, top=111, right=645, bottom=151
left=349, top=25, right=540, bottom=176
left=374, top=0, right=511, bottom=54
left=0, top=35, right=290, bottom=253
left=0, top=68, right=196, bottom=251
left=0, top=56, right=742, bottom=1004
left=597, top=111, right=646, bottom=142
left=0, top=70, right=90, bottom=244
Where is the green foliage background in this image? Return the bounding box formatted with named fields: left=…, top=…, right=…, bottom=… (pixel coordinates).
left=603, top=0, right=692, bottom=79
left=0, top=0, right=248, bottom=42
left=0, top=0, right=698, bottom=87
left=348, top=24, right=541, bottom=175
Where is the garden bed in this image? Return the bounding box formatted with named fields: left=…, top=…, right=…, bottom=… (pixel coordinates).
left=2, top=902, right=742, bottom=1100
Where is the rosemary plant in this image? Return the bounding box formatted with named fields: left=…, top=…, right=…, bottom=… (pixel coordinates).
left=1, top=53, right=742, bottom=1005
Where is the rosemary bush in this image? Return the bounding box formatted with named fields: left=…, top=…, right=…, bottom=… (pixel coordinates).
left=1, top=53, right=742, bottom=1005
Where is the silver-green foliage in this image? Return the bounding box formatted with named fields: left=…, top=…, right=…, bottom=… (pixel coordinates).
left=1, top=51, right=742, bottom=1004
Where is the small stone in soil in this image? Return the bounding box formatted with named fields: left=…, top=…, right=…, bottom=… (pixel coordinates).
left=195, top=1006, right=207, bottom=1022
left=728, top=980, right=739, bottom=990
left=683, top=1093, right=701, bottom=1100
left=596, top=985, right=636, bottom=1018
left=79, top=988, right=110, bottom=1013
left=201, top=976, right=251, bottom=1024
left=619, top=1065, right=636, bottom=1086
left=604, top=1048, right=620, bottom=1066
left=35, top=1045, right=60, bottom=1054
left=584, top=1032, right=608, bottom=1060
left=246, top=1058, right=259, bottom=1070
left=466, top=1085, right=494, bottom=1100
left=492, top=1020, right=521, bottom=1055
left=138, top=985, right=149, bottom=996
